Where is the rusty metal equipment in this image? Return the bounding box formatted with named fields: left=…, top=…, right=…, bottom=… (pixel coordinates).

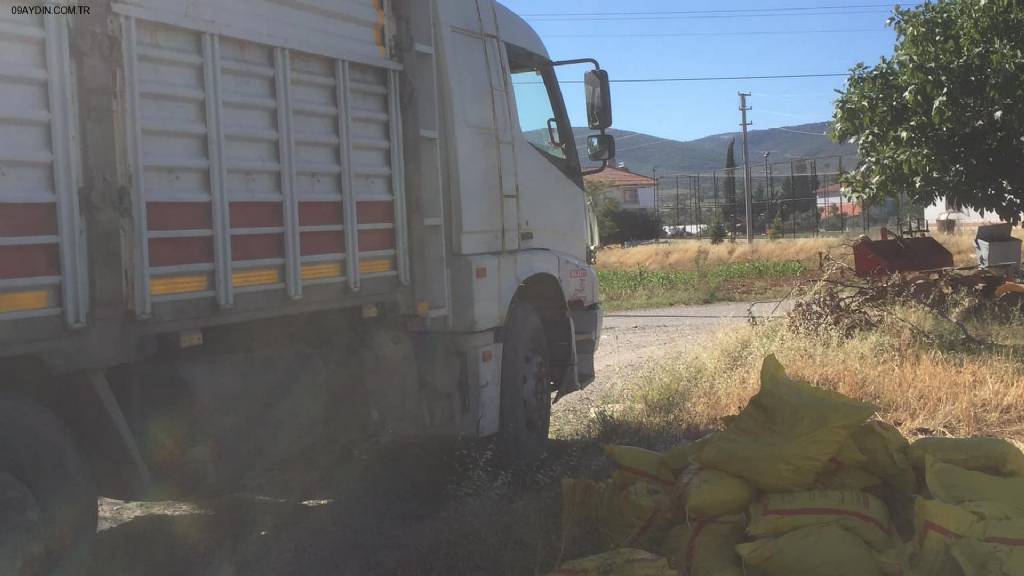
left=853, top=227, right=954, bottom=277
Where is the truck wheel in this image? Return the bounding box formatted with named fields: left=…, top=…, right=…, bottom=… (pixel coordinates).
left=0, top=396, right=97, bottom=575
left=499, top=303, right=552, bottom=464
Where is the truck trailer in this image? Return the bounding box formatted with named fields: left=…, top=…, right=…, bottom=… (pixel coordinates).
left=0, top=0, right=611, bottom=572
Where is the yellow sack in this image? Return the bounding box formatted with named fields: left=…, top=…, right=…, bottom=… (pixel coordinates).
left=605, top=445, right=676, bottom=488
left=546, top=548, right=676, bottom=576
left=910, top=436, right=1024, bottom=477
left=910, top=498, right=977, bottom=576
left=661, top=515, right=745, bottom=576
left=849, top=421, right=917, bottom=493
left=695, top=355, right=876, bottom=492
left=736, top=524, right=884, bottom=576
left=561, top=479, right=601, bottom=553
left=597, top=478, right=675, bottom=551
left=951, top=518, right=1024, bottom=576
left=747, top=490, right=895, bottom=551
left=817, top=462, right=884, bottom=491
left=961, top=500, right=1024, bottom=522
left=659, top=443, right=695, bottom=477
left=673, top=465, right=754, bottom=520
left=926, top=456, right=1024, bottom=508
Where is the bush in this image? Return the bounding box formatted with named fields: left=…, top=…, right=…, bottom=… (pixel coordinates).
left=768, top=214, right=785, bottom=240
left=709, top=218, right=728, bottom=245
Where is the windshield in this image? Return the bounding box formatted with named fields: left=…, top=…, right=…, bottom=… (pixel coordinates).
left=506, top=43, right=581, bottom=183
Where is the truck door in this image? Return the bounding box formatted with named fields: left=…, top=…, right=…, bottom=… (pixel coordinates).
left=436, top=0, right=519, bottom=255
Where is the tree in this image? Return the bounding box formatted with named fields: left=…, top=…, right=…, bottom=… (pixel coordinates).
left=722, top=139, right=738, bottom=233
left=833, top=0, right=1024, bottom=224
left=585, top=181, right=620, bottom=245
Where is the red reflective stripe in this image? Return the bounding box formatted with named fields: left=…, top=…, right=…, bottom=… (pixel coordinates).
left=358, top=229, right=394, bottom=251
left=761, top=506, right=890, bottom=535
left=231, top=234, right=284, bottom=261
left=356, top=200, right=394, bottom=224
left=148, top=237, right=214, bottom=267
left=298, top=202, right=343, bottom=226
left=300, top=231, right=345, bottom=256
left=229, top=202, right=283, bottom=228
left=146, top=202, right=211, bottom=231
left=0, top=203, right=57, bottom=236
left=0, top=244, right=60, bottom=279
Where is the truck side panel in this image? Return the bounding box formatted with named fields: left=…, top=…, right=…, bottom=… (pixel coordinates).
left=0, top=11, right=87, bottom=326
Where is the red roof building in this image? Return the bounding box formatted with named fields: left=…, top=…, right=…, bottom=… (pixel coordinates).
left=584, top=164, right=657, bottom=211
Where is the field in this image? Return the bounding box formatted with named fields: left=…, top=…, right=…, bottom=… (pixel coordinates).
left=596, top=228, right=1021, bottom=309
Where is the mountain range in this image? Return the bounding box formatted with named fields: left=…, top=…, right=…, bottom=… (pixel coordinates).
left=574, top=121, right=858, bottom=176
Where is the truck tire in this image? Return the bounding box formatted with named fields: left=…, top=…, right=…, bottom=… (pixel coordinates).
left=0, top=396, right=97, bottom=576
left=499, top=303, right=552, bottom=464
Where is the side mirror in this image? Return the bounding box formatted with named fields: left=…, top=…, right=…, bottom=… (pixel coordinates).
left=588, top=134, right=615, bottom=162
left=585, top=69, right=612, bottom=130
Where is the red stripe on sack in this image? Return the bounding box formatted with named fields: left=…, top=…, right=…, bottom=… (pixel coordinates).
left=984, top=536, right=1024, bottom=547
left=623, top=509, right=661, bottom=547
left=0, top=203, right=58, bottom=236
left=229, top=202, right=283, bottom=229
left=231, top=234, right=284, bottom=261
left=300, top=231, right=345, bottom=256
left=146, top=202, right=212, bottom=231
left=298, top=202, right=343, bottom=226
left=148, top=237, right=214, bottom=267
left=918, top=521, right=962, bottom=546
left=615, top=464, right=675, bottom=487
left=358, top=229, right=395, bottom=251
left=761, top=506, right=890, bottom=535
left=684, top=519, right=710, bottom=576
left=356, top=201, right=394, bottom=224
left=0, top=244, right=60, bottom=279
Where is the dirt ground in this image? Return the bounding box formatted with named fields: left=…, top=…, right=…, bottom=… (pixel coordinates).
left=90, top=302, right=786, bottom=576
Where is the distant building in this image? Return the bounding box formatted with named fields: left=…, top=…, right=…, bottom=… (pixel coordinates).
left=924, top=197, right=1001, bottom=226
left=816, top=183, right=862, bottom=216
left=584, top=163, right=657, bottom=212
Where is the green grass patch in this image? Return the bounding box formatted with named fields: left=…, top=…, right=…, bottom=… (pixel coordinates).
left=599, top=260, right=806, bottom=310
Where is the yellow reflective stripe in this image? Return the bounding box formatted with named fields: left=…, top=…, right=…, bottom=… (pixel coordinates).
left=359, top=259, right=392, bottom=274
left=301, top=262, right=343, bottom=281
left=0, top=290, right=49, bottom=313
left=232, top=268, right=281, bottom=288
left=150, top=275, right=210, bottom=296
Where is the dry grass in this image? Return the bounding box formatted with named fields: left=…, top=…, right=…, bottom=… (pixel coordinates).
left=596, top=311, right=1024, bottom=445
left=597, top=226, right=1023, bottom=272
left=597, top=237, right=847, bottom=272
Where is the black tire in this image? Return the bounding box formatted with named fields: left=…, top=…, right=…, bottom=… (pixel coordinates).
left=0, top=396, right=97, bottom=576
left=498, top=303, right=553, bottom=464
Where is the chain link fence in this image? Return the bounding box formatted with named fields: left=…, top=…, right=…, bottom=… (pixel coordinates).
left=655, top=155, right=923, bottom=240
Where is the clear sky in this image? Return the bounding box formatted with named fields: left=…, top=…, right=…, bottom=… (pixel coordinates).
left=499, top=1, right=915, bottom=142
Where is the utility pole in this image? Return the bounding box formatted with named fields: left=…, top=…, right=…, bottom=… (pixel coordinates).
left=739, top=92, right=754, bottom=243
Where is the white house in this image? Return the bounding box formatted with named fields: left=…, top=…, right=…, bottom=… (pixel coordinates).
left=925, top=197, right=1001, bottom=226
left=583, top=164, right=657, bottom=212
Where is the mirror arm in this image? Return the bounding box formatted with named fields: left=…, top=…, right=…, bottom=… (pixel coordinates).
left=581, top=160, right=608, bottom=177
left=550, top=57, right=601, bottom=71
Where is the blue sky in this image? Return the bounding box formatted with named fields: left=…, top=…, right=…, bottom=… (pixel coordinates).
left=499, top=1, right=912, bottom=142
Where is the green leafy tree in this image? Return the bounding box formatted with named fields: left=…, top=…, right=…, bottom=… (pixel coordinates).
left=833, top=0, right=1024, bottom=223
left=709, top=214, right=727, bottom=244
left=722, top=140, right=738, bottom=232
left=585, top=181, right=620, bottom=245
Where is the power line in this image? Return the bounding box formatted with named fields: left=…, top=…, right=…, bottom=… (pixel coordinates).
left=520, top=4, right=912, bottom=17
left=776, top=126, right=832, bottom=136
left=527, top=10, right=899, bottom=22
left=544, top=28, right=887, bottom=38
left=543, top=73, right=850, bottom=84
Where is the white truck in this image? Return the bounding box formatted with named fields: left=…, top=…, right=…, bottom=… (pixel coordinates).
left=0, top=0, right=612, bottom=572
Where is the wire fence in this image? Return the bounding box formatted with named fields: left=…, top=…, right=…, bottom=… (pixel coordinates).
left=655, top=154, right=923, bottom=240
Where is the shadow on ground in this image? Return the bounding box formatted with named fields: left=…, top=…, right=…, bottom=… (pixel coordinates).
left=89, top=438, right=614, bottom=576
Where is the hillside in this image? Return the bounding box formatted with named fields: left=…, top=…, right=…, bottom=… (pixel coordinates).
left=574, top=122, right=858, bottom=176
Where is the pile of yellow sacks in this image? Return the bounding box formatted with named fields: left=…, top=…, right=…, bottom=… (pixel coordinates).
left=550, top=355, right=1024, bottom=576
